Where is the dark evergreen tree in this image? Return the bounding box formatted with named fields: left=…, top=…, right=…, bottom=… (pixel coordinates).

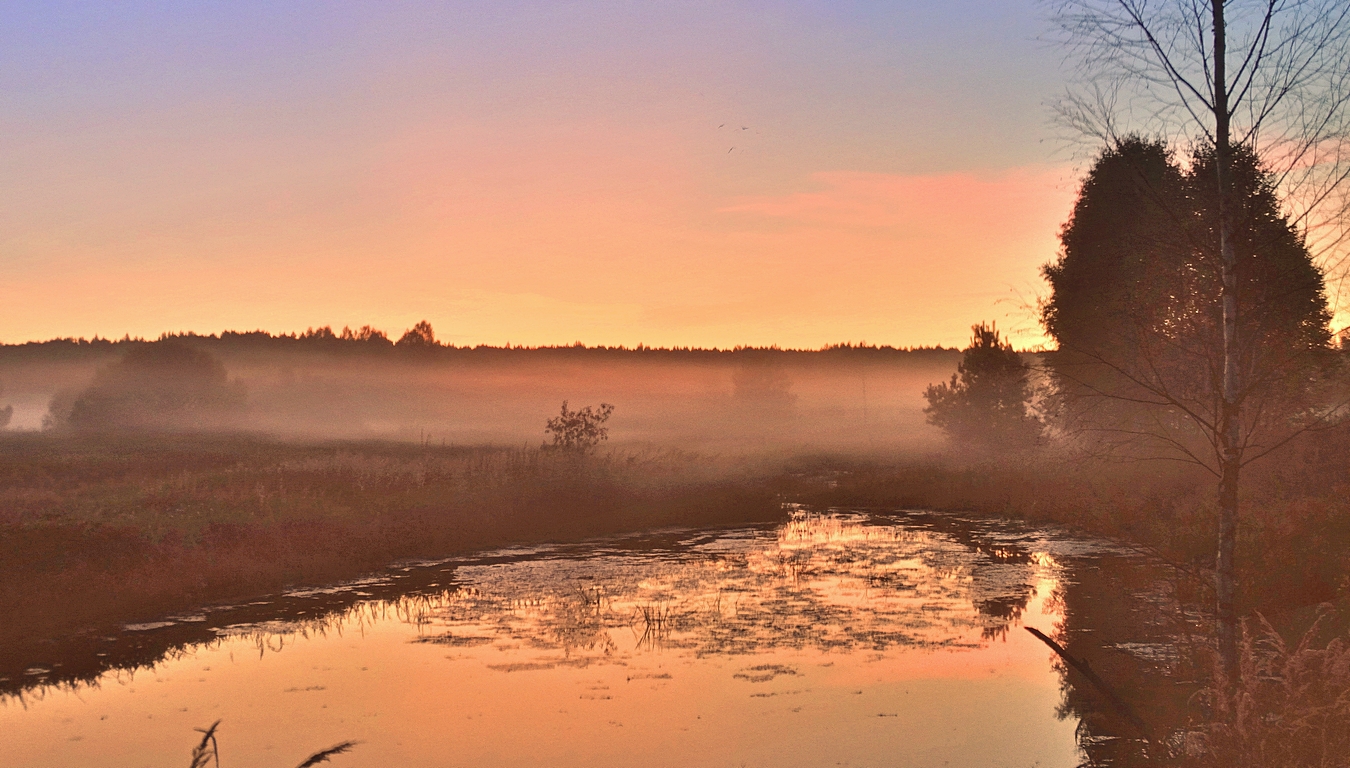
left=1041, top=139, right=1331, bottom=463
left=923, top=323, right=1039, bottom=449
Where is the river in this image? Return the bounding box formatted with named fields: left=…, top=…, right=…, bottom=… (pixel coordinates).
left=0, top=510, right=1197, bottom=767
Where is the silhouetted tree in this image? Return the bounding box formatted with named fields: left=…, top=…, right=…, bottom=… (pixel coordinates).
left=338, top=325, right=392, bottom=345
left=1048, top=0, right=1350, bottom=690
left=1044, top=140, right=1333, bottom=454
left=923, top=323, right=1040, bottom=449
left=54, top=340, right=246, bottom=432
left=301, top=326, right=339, bottom=342
left=396, top=321, right=437, bottom=348
left=544, top=401, right=615, bottom=453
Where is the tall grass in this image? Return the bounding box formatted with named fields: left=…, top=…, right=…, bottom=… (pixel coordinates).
left=0, top=434, right=781, bottom=649
left=186, top=720, right=358, bottom=768
left=1189, top=609, right=1350, bottom=768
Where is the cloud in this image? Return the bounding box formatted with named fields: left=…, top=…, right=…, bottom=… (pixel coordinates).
left=720, top=166, right=1075, bottom=233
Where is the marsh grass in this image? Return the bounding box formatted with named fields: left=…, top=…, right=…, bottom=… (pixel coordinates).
left=1184, top=608, right=1350, bottom=768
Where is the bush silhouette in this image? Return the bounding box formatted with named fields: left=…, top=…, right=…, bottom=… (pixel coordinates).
left=544, top=401, right=614, bottom=453
left=59, top=340, right=246, bottom=432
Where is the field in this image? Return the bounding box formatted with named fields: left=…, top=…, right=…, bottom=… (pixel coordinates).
left=0, top=434, right=784, bottom=654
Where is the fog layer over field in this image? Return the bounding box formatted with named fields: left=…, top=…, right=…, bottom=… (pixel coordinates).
left=0, top=333, right=960, bottom=452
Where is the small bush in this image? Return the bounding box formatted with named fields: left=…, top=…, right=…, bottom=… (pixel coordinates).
left=543, top=401, right=614, bottom=453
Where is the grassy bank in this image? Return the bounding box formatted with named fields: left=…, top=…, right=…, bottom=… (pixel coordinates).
left=7, top=428, right=1346, bottom=660
left=0, top=434, right=783, bottom=650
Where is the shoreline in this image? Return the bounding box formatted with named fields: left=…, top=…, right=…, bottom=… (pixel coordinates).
left=6, top=432, right=1347, bottom=695
left=1, top=435, right=784, bottom=660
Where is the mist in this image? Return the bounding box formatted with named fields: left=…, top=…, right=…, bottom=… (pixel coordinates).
left=0, top=331, right=960, bottom=454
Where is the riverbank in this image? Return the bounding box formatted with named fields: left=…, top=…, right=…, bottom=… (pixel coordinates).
left=7, top=430, right=1347, bottom=670
left=0, top=434, right=784, bottom=655
left=788, top=432, right=1350, bottom=627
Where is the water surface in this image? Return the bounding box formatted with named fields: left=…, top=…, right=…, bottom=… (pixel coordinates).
left=2, top=511, right=1162, bottom=768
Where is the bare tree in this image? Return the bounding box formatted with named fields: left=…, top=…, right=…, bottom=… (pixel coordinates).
left=1046, top=0, right=1350, bottom=693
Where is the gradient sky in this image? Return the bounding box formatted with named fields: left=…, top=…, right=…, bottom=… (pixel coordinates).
left=0, top=1, right=1081, bottom=349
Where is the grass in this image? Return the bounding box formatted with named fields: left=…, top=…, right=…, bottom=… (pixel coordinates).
left=6, top=427, right=1346, bottom=650
left=1174, top=608, right=1350, bottom=767
left=6, top=427, right=1350, bottom=766
left=188, top=720, right=359, bottom=768
left=0, top=433, right=783, bottom=651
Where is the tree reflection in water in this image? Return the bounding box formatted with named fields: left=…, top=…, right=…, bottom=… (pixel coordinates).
left=3, top=510, right=1200, bottom=767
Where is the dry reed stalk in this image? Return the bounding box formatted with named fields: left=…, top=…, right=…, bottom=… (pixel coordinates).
left=188, top=720, right=221, bottom=768
left=1192, top=607, right=1350, bottom=768
left=293, top=740, right=360, bottom=767
left=185, top=722, right=358, bottom=768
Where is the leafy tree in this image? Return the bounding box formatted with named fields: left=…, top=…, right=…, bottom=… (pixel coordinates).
left=923, top=323, right=1040, bottom=449
left=396, top=321, right=438, bottom=348
left=1042, top=139, right=1333, bottom=458
left=544, top=401, right=615, bottom=453
left=1048, top=0, right=1350, bottom=688
left=731, top=356, right=796, bottom=415
left=55, top=340, right=246, bottom=432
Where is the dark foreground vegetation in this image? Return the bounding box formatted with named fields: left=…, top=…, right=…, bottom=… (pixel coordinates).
left=788, top=441, right=1350, bottom=767
left=795, top=429, right=1350, bottom=628
left=0, top=434, right=781, bottom=657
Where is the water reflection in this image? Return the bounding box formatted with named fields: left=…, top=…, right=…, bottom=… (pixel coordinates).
left=1, top=511, right=1170, bottom=768
left=409, top=513, right=1052, bottom=669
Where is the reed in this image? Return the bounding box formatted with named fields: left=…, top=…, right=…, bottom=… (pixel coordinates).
left=1188, top=608, right=1350, bottom=768
left=188, top=720, right=221, bottom=768
left=184, top=722, right=358, bottom=768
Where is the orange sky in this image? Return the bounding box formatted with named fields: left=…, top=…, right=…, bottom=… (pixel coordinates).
left=1, top=1, right=1084, bottom=349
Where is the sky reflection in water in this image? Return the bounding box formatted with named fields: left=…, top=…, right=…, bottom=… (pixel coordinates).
left=1, top=512, right=1087, bottom=767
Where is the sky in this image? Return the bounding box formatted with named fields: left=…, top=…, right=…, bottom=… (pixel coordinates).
left=0, top=0, right=1082, bottom=349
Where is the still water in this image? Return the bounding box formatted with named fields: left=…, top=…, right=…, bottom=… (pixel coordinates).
left=1, top=511, right=1157, bottom=767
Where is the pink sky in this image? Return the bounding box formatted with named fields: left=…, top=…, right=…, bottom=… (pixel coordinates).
left=1, top=1, right=1083, bottom=349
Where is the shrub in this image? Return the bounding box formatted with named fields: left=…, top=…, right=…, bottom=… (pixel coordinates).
left=53, top=340, right=246, bottom=432
left=544, top=401, right=614, bottom=453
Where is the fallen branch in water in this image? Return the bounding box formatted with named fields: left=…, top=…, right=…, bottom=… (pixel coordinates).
left=1025, top=626, right=1153, bottom=741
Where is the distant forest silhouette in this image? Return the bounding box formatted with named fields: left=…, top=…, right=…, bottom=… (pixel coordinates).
left=0, top=322, right=959, bottom=361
